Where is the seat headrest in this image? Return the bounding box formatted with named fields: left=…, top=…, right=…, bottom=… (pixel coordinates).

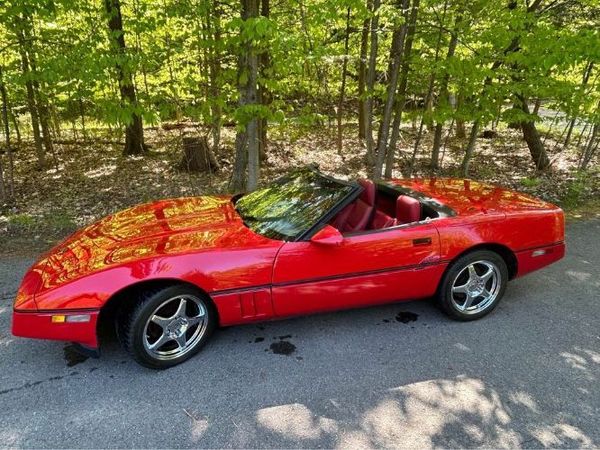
left=396, top=195, right=421, bottom=224
left=358, top=179, right=375, bottom=205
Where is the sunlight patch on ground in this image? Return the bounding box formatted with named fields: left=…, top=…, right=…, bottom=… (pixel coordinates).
left=84, top=164, right=117, bottom=179
left=256, top=403, right=338, bottom=440
left=531, top=423, right=593, bottom=448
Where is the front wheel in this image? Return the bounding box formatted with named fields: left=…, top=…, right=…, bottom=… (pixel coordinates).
left=119, top=285, right=216, bottom=369
left=437, top=250, right=508, bottom=321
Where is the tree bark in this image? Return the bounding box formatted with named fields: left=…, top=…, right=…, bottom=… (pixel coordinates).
left=105, top=0, right=147, bottom=156
left=362, top=0, right=381, bottom=166
left=431, top=10, right=462, bottom=170
left=373, top=0, right=410, bottom=179
left=518, top=95, right=550, bottom=170
left=336, top=7, right=351, bottom=154
left=230, top=0, right=260, bottom=192
left=460, top=120, right=480, bottom=176
left=258, top=0, right=270, bottom=162
left=0, top=67, right=14, bottom=198
left=384, top=0, right=419, bottom=178
left=357, top=0, right=371, bottom=141
left=16, top=28, right=45, bottom=169
left=407, top=0, right=447, bottom=176
left=564, top=61, right=593, bottom=147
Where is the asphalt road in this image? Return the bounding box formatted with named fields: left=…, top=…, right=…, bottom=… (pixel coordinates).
left=1, top=220, right=599, bottom=449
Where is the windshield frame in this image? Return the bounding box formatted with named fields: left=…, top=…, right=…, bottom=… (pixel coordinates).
left=233, top=167, right=362, bottom=242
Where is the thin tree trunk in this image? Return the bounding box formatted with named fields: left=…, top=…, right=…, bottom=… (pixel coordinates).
left=0, top=67, right=15, bottom=198
left=407, top=0, right=447, bottom=176
left=210, top=0, right=223, bottom=153
left=105, top=0, right=146, bottom=156
left=565, top=61, right=593, bottom=147
left=258, top=0, right=270, bottom=161
left=384, top=0, right=419, bottom=178
left=230, top=0, right=260, bottom=192
left=460, top=120, right=480, bottom=176
left=10, top=110, right=21, bottom=147
left=357, top=0, right=371, bottom=141
left=518, top=95, right=550, bottom=170
left=336, top=7, right=351, bottom=154
left=362, top=0, right=381, bottom=166
left=16, top=29, right=45, bottom=168
left=431, top=10, right=462, bottom=170
left=580, top=122, right=598, bottom=170
left=373, top=0, right=410, bottom=179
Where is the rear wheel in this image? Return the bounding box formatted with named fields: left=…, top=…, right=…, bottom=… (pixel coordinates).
left=119, top=285, right=216, bottom=369
left=438, top=250, right=508, bottom=321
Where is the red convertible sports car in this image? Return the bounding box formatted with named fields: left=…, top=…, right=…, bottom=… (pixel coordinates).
left=12, top=167, right=565, bottom=368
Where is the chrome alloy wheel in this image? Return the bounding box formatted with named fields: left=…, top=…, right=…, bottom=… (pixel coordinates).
left=143, top=295, right=208, bottom=360
left=450, top=260, right=501, bottom=314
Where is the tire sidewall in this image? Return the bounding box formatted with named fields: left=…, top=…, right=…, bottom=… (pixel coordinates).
left=439, top=250, right=508, bottom=321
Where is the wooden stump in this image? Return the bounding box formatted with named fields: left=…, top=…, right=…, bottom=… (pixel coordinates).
left=178, top=136, right=219, bottom=173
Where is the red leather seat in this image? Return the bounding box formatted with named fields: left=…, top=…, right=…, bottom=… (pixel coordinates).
left=332, top=179, right=376, bottom=233
left=396, top=195, right=421, bottom=224
left=371, top=210, right=396, bottom=229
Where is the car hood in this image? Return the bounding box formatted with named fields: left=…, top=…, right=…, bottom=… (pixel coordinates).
left=35, top=196, right=275, bottom=290
left=390, top=178, right=558, bottom=215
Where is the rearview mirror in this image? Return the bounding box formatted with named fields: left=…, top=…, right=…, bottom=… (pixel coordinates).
left=310, top=225, right=344, bottom=246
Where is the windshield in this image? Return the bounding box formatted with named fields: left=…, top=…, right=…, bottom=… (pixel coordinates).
left=234, top=168, right=357, bottom=241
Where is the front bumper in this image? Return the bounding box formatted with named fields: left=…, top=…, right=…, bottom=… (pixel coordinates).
left=12, top=309, right=100, bottom=349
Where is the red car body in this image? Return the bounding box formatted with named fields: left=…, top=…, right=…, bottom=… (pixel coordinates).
left=12, top=177, right=565, bottom=352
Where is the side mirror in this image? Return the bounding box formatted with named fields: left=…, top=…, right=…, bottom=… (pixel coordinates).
left=310, top=225, right=344, bottom=246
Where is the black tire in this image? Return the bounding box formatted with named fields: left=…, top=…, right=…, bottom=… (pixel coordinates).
left=118, top=285, right=216, bottom=369
left=437, top=250, right=508, bottom=321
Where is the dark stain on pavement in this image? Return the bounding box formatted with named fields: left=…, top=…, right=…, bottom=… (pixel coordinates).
left=270, top=340, right=296, bottom=356
left=254, top=337, right=265, bottom=343
left=64, top=345, right=89, bottom=367
left=395, top=311, right=419, bottom=323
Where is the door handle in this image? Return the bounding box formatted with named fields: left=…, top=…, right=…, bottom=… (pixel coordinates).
left=413, top=237, right=432, bottom=246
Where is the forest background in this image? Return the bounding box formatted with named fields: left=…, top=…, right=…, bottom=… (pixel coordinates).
left=0, top=0, right=599, bottom=252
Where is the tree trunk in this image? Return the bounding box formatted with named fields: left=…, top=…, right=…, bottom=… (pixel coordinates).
left=431, top=10, right=462, bottom=170
left=460, top=120, right=480, bottom=176
left=0, top=67, right=15, bottom=198
left=407, top=0, right=447, bottom=176
left=231, top=0, right=260, bottom=192
left=208, top=1, right=222, bottom=154
left=580, top=122, right=598, bottom=170
left=357, top=0, right=371, bottom=141
left=384, top=0, right=419, bottom=178
left=179, top=136, right=219, bottom=172
left=564, top=61, right=593, bottom=147
left=258, top=0, right=271, bottom=162
left=373, top=0, right=410, bottom=179
left=16, top=30, right=45, bottom=169
left=336, top=7, right=351, bottom=154
left=362, top=0, right=381, bottom=166
left=105, top=0, right=147, bottom=156
left=518, top=95, right=550, bottom=170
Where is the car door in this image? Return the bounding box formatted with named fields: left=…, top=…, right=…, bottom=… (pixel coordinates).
left=271, top=222, right=444, bottom=317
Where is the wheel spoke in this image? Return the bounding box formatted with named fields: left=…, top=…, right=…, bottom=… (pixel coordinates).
left=148, top=332, right=171, bottom=350
left=463, top=293, right=474, bottom=310
left=452, top=284, right=469, bottom=294
left=467, top=264, right=477, bottom=282
left=151, top=314, right=170, bottom=329
left=480, top=267, right=494, bottom=283
left=173, top=298, right=187, bottom=319
left=175, top=333, right=187, bottom=350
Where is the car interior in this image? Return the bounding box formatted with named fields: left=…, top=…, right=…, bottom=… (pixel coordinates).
left=330, top=179, right=438, bottom=235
